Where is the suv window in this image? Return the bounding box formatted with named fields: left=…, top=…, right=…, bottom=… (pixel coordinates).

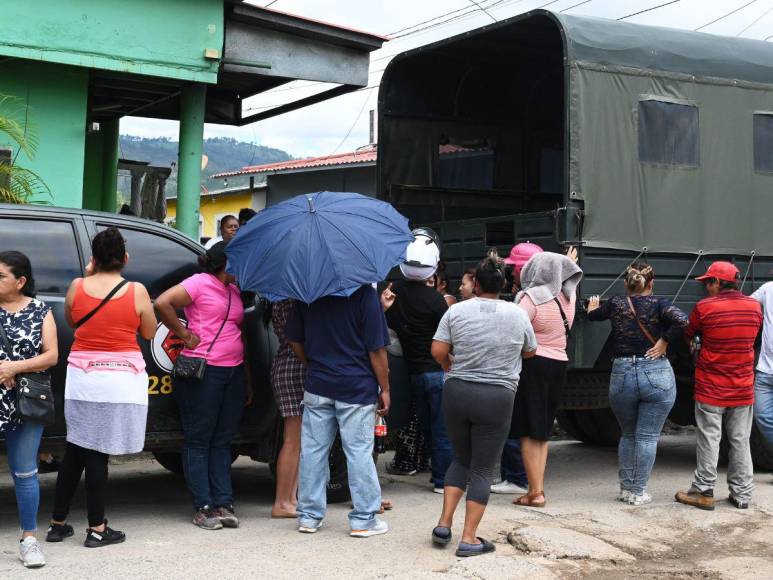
left=98, top=225, right=200, bottom=298
left=0, top=218, right=81, bottom=294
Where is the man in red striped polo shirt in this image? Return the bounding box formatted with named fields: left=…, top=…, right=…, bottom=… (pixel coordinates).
left=675, top=262, right=763, bottom=511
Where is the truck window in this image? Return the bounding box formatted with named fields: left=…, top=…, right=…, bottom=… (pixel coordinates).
left=638, top=99, right=699, bottom=167
left=437, top=144, right=495, bottom=189
left=98, top=225, right=200, bottom=298
left=753, top=113, right=773, bottom=173
left=0, top=218, right=81, bottom=294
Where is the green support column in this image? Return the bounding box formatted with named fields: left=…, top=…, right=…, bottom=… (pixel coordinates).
left=100, top=119, right=120, bottom=213
left=82, top=129, right=105, bottom=210
left=176, top=84, right=206, bottom=240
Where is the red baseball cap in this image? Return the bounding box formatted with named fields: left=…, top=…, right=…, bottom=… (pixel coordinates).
left=695, top=261, right=740, bottom=283
left=503, top=242, right=543, bottom=271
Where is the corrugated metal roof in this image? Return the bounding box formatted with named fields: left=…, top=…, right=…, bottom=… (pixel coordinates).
left=212, top=145, right=377, bottom=178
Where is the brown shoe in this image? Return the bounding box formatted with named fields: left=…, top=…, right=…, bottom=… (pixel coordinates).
left=675, top=489, right=715, bottom=511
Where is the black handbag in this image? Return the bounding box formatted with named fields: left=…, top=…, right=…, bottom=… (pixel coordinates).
left=0, top=317, right=55, bottom=427
left=173, top=288, right=232, bottom=381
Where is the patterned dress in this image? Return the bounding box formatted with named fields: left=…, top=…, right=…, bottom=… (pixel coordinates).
left=0, top=298, right=51, bottom=433
left=271, top=300, right=306, bottom=417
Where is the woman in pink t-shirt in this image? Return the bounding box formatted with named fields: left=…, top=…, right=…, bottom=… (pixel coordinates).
left=156, top=241, right=249, bottom=531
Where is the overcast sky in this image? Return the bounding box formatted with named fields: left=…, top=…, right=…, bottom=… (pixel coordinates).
left=120, top=0, right=773, bottom=159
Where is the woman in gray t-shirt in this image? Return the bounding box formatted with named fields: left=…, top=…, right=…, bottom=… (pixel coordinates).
left=429, top=257, right=536, bottom=557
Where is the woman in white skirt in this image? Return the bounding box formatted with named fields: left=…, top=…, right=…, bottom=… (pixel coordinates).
left=47, top=227, right=156, bottom=548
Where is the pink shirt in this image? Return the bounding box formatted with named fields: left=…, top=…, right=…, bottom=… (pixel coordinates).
left=518, top=293, right=576, bottom=361
left=180, top=273, right=245, bottom=367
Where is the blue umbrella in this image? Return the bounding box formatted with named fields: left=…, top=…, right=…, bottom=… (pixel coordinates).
left=226, top=191, right=413, bottom=303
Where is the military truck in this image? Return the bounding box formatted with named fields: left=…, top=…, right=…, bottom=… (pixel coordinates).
left=377, top=10, right=773, bottom=466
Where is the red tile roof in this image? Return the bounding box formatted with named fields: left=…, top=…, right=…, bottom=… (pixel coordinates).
left=212, top=145, right=377, bottom=178
left=211, top=144, right=476, bottom=179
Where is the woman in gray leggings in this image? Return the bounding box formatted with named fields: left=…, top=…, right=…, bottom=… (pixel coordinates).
left=430, top=257, right=537, bottom=557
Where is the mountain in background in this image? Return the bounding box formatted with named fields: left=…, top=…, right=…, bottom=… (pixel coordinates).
left=117, top=136, right=292, bottom=198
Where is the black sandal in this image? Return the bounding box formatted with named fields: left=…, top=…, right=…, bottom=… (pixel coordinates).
left=455, top=537, right=495, bottom=557
left=432, top=526, right=452, bottom=546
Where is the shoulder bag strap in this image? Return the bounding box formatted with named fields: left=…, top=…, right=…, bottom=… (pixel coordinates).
left=205, top=286, right=233, bottom=355
left=0, top=315, right=17, bottom=362
left=553, top=297, right=571, bottom=338
left=74, top=279, right=130, bottom=329
left=626, top=296, right=657, bottom=346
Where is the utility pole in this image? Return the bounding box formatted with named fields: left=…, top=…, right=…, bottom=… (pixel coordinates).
left=369, top=109, right=375, bottom=145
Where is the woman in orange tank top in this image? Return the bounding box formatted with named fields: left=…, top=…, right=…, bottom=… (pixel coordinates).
left=48, top=227, right=156, bottom=548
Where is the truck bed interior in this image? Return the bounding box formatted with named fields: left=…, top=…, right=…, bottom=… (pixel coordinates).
left=378, top=13, right=565, bottom=226
left=378, top=12, right=566, bottom=275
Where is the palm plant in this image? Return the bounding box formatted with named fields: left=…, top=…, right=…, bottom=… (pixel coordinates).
left=0, top=94, right=50, bottom=204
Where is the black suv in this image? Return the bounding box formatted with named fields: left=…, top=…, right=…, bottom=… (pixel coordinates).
left=0, top=204, right=278, bottom=465
left=0, top=204, right=353, bottom=499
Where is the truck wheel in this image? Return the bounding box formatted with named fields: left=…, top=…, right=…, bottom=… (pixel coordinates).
left=153, top=451, right=184, bottom=475
left=556, top=408, right=620, bottom=447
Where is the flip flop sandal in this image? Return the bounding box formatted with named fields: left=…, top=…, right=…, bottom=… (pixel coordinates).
left=356, top=500, right=393, bottom=514
left=455, top=537, right=495, bottom=557
left=513, top=491, right=546, bottom=508
left=432, top=526, right=452, bottom=546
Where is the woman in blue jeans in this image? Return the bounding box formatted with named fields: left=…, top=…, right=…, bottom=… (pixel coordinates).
left=588, top=262, right=688, bottom=505
left=0, top=251, right=58, bottom=567
left=156, top=242, right=251, bottom=530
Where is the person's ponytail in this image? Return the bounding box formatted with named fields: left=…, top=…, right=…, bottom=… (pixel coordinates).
left=625, top=261, right=654, bottom=294
left=475, top=255, right=506, bottom=294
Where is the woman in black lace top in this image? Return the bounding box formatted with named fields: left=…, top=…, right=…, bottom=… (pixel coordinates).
left=587, top=262, right=688, bottom=506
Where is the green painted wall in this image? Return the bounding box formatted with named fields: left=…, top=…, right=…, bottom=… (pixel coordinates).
left=0, top=61, right=88, bottom=208
left=0, top=0, right=223, bottom=84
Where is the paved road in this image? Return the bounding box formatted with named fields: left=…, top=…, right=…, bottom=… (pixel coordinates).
left=2, top=432, right=773, bottom=579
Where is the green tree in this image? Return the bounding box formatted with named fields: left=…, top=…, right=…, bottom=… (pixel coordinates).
left=0, top=94, right=50, bottom=204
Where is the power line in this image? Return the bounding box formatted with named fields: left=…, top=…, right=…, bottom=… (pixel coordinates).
left=379, top=0, right=523, bottom=58
left=695, top=0, right=758, bottom=31
left=264, top=0, right=280, bottom=7
left=466, top=0, right=498, bottom=22
left=618, top=0, right=682, bottom=20
left=736, top=3, right=773, bottom=35
left=561, top=0, right=593, bottom=12
left=386, top=0, right=499, bottom=35
left=331, top=89, right=373, bottom=155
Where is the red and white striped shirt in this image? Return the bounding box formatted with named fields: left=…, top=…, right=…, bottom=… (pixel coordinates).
left=685, top=290, right=762, bottom=407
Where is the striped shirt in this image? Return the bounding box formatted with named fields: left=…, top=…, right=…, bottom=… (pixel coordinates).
left=685, top=290, right=762, bottom=407
left=517, top=293, right=575, bottom=361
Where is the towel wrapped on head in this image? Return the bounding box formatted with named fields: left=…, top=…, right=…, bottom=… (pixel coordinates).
left=516, top=252, right=583, bottom=306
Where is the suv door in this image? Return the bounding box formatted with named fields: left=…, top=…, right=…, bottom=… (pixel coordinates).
left=0, top=215, right=85, bottom=440
left=87, top=220, right=201, bottom=437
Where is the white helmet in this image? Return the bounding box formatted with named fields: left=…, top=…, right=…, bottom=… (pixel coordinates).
left=400, top=228, right=440, bottom=281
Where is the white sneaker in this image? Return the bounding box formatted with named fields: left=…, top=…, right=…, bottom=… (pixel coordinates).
left=628, top=492, right=652, bottom=506
left=433, top=487, right=445, bottom=494
left=617, top=489, right=632, bottom=502
left=350, top=519, right=389, bottom=538
left=19, top=537, right=46, bottom=568
left=491, top=480, right=528, bottom=495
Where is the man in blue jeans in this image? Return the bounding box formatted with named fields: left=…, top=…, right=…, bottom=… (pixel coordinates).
left=383, top=229, right=452, bottom=493
left=752, top=281, right=773, bottom=447
left=286, top=285, right=391, bottom=537
left=490, top=439, right=528, bottom=494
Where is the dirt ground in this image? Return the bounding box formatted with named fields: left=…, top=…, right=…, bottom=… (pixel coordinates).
left=1, top=432, right=773, bottom=579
